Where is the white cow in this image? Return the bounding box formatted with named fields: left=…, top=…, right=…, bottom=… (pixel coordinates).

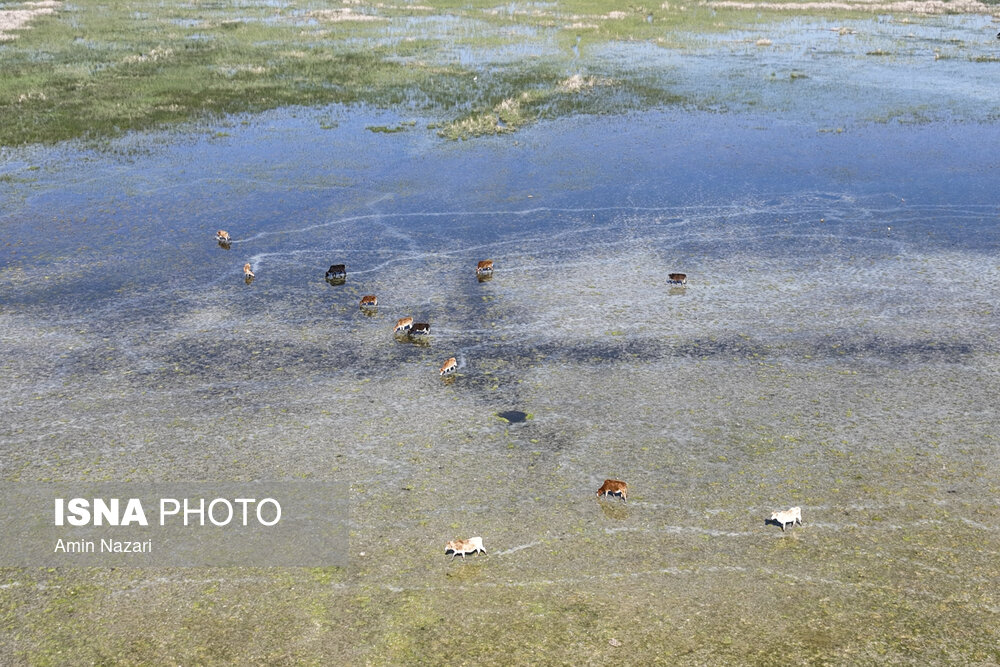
left=445, top=536, right=486, bottom=558
left=770, top=507, right=802, bottom=532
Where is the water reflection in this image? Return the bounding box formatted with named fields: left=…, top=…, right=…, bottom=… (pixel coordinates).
left=497, top=410, right=528, bottom=423
left=598, top=500, right=630, bottom=521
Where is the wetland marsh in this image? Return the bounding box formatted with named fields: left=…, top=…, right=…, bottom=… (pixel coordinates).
left=2, top=0, right=1000, bottom=664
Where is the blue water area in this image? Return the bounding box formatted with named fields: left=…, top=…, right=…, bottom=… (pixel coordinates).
left=1, top=109, right=997, bottom=319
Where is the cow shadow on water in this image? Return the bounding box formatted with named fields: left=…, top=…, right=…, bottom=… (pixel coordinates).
left=395, top=334, right=431, bottom=348
left=597, top=499, right=630, bottom=521
left=764, top=517, right=803, bottom=533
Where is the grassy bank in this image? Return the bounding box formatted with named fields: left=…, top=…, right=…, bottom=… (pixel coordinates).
left=3, top=0, right=996, bottom=146
left=0, top=0, right=683, bottom=146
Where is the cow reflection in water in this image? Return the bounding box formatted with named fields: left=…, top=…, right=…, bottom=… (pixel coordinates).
left=598, top=501, right=630, bottom=521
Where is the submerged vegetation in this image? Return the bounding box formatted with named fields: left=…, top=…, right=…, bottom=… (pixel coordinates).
left=0, top=0, right=688, bottom=145
left=2, top=1, right=1000, bottom=665
left=1, top=0, right=997, bottom=145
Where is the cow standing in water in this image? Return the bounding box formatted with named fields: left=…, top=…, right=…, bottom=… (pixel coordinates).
left=769, top=507, right=803, bottom=532
left=439, top=357, right=458, bottom=376
left=597, top=479, right=628, bottom=502
left=667, top=273, right=687, bottom=285
left=445, top=536, right=486, bottom=559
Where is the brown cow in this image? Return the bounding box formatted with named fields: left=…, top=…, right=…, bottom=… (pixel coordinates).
left=596, top=479, right=628, bottom=502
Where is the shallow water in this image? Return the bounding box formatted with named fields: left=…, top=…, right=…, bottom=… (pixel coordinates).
left=3, top=107, right=999, bottom=662
left=602, top=13, right=1000, bottom=123
left=2, top=17, right=1000, bottom=663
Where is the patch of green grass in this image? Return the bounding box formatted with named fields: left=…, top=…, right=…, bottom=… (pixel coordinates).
left=1, top=0, right=952, bottom=146
left=367, top=125, right=408, bottom=133
left=0, top=173, right=36, bottom=184
left=367, top=120, right=416, bottom=133
left=0, top=1, right=471, bottom=145
left=437, top=66, right=681, bottom=139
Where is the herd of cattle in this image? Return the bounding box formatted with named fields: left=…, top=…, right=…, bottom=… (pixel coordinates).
left=214, top=229, right=800, bottom=559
